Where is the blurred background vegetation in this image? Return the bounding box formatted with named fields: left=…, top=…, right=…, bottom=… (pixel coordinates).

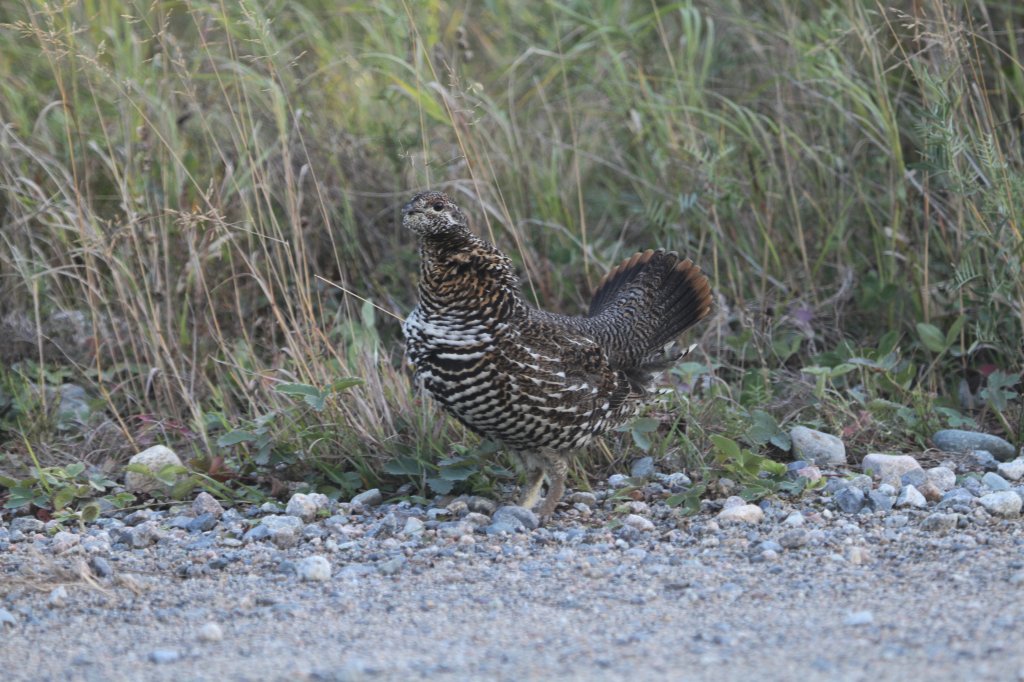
left=1, top=0, right=1022, bottom=505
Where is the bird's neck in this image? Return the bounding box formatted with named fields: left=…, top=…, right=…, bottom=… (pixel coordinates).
left=417, top=230, right=522, bottom=316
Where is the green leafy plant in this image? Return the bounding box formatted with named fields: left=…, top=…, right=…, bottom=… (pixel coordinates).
left=0, top=462, right=131, bottom=525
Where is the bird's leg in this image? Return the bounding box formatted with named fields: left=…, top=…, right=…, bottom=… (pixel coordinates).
left=517, top=451, right=546, bottom=510
left=536, top=453, right=568, bottom=520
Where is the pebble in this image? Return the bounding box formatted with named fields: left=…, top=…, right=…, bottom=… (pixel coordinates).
left=782, top=512, right=805, bottom=526
left=716, top=504, right=764, bottom=525
left=895, top=485, right=927, bottom=509
left=865, top=490, right=894, bottom=512
left=196, top=622, right=224, bottom=642
left=148, top=649, right=181, bottom=664
left=861, top=454, right=923, bottom=480
left=779, top=529, right=808, bottom=549
left=979, top=491, right=1023, bottom=517
left=88, top=556, right=114, bottom=578
left=259, top=515, right=304, bottom=549
left=608, top=474, right=630, bottom=489
left=47, top=585, right=68, bottom=608
left=350, top=488, right=383, bottom=507
left=997, top=458, right=1024, bottom=482
left=192, top=492, right=224, bottom=518
left=286, top=493, right=329, bottom=522
left=833, top=486, right=865, bottom=513
left=622, top=514, right=655, bottom=532
left=569, top=492, right=598, bottom=507
left=926, top=466, right=957, bottom=492
left=982, top=472, right=1010, bottom=491
left=659, top=472, right=692, bottom=488
left=630, top=456, right=656, bottom=479
left=51, top=531, right=80, bottom=554
left=789, top=426, right=847, bottom=466
left=843, top=610, right=874, bottom=626
left=968, top=450, right=1000, bottom=471
left=296, top=555, right=332, bottom=582
left=124, top=445, right=184, bottom=494
left=11, top=517, right=44, bottom=534
left=402, top=517, right=425, bottom=536
left=378, top=556, right=406, bottom=575
left=932, top=429, right=1015, bottom=460
left=921, top=513, right=958, bottom=533
left=0, top=608, right=16, bottom=627
left=492, top=506, right=540, bottom=532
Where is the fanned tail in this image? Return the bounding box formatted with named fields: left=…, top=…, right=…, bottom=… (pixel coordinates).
left=586, top=249, right=713, bottom=378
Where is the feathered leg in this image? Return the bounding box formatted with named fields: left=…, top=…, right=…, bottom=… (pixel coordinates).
left=517, top=451, right=546, bottom=510
left=536, top=453, right=568, bottom=520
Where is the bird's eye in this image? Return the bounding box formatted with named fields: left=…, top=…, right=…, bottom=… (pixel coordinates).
left=431, top=202, right=444, bottom=211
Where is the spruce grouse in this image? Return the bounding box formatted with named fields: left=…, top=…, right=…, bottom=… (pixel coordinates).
left=402, top=191, right=713, bottom=519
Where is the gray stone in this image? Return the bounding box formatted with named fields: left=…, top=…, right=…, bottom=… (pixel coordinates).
left=191, top=492, right=224, bottom=518
left=378, top=556, right=406, bottom=575
left=848, top=474, right=874, bottom=492
left=834, top=486, right=865, bottom=513
left=622, top=514, right=655, bottom=532
left=350, top=488, right=383, bottom=507
left=926, top=466, right=957, bottom=493
left=779, top=529, right=808, bottom=548
left=968, top=450, right=1000, bottom=471
left=126, top=522, right=161, bottom=548
left=492, top=505, right=539, bottom=531
left=790, top=426, right=847, bottom=467
left=630, top=456, right=655, bottom=479
left=895, top=484, right=927, bottom=509
left=660, top=472, right=692, bottom=489
left=937, top=488, right=977, bottom=511
left=865, top=490, right=894, bottom=512
left=47, top=585, right=68, bottom=608
left=979, top=491, right=1022, bottom=517
left=124, top=445, right=184, bottom=494
left=259, top=515, right=303, bottom=548
left=88, top=556, right=114, bottom=579
left=921, top=513, right=958, bottom=533
left=861, top=454, right=923, bottom=480
left=569, top=491, right=597, bottom=507
left=401, top=517, right=425, bottom=536
left=997, top=458, right=1024, bottom=482
left=900, top=468, right=926, bottom=487
left=933, top=430, right=1015, bottom=460
left=296, top=555, right=332, bottom=582
left=148, top=649, right=181, bottom=664
left=187, top=513, right=218, bottom=532
left=11, top=517, right=44, bottom=534
left=982, top=472, right=1011, bottom=491
left=51, top=531, right=80, bottom=554
left=0, top=608, right=16, bottom=627
left=608, top=474, right=630, bottom=489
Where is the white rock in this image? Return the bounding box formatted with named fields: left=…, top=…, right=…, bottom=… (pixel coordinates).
left=401, top=517, right=425, bottom=536
left=979, top=491, right=1022, bottom=517
left=926, top=466, right=957, bottom=493
left=790, top=426, right=847, bottom=466
left=51, top=531, right=80, bottom=554
left=717, top=504, right=764, bottom=524
left=861, top=454, right=923, bottom=480
left=196, top=622, right=224, bottom=642
left=997, top=458, right=1024, bottom=482
left=895, top=484, right=927, bottom=508
left=783, top=512, right=806, bottom=526
left=286, top=493, right=328, bottom=522
left=48, top=585, right=68, bottom=608
left=297, top=555, right=332, bottom=582
left=124, top=445, right=184, bottom=494
left=622, top=514, right=655, bottom=532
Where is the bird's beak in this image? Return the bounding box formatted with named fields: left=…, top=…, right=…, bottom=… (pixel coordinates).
left=402, top=202, right=417, bottom=216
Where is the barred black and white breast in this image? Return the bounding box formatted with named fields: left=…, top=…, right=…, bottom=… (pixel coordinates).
left=401, top=190, right=712, bottom=518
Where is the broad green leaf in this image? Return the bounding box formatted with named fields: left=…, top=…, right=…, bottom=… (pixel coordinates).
left=383, top=457, right=424, bottom=476
left=79, top=502, right=101, bottom=522
left=916, top=322, right=947, bottom=353
left=217, top=430, right=258, bottom=447
left=710, top=434, right=742, bottom=461
left=52, top=486, right=76, bottom=511
left=275, top=383, right=320, bottom=397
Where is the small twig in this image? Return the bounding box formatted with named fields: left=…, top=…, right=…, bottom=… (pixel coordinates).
left=314, top=275, right=406, bottom=323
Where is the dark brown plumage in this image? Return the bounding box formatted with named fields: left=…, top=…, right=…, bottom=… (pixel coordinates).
left=402, top=191, right=713, bottom=519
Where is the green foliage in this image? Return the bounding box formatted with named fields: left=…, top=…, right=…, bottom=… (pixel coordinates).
left=383, top=441, right=513, bottom=497
left=0, top=462, right=131, bottom=526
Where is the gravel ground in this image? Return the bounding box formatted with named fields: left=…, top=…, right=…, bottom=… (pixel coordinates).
left=3, top=462, right=1024, bottom=682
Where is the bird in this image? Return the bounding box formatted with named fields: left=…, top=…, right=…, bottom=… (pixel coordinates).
left=401, top=190, right=713, bottom=519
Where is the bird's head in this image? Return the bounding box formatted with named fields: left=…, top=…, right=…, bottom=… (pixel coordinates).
left=402, top=191, right=468, bottom=238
